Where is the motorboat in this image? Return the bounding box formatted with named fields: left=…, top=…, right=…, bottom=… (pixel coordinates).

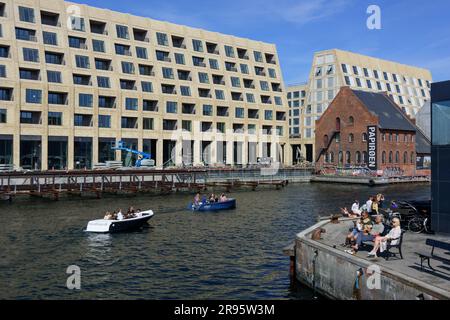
left=188, top=199, right=236, bottom=212
left=85, top=210, right=154, bottom=233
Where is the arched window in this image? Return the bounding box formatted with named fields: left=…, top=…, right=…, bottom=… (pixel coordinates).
left=356, top=151, right=361, bottom=164
left=323, top=135, right=329, bottom=147
left=336, top=117, right=341, bottom=131
left=395, top=151, right=399, bottom=163
left=362, top=151, right=368, bottom=164
left=403, top=151, right=408, bottom=164
left=338, top=151, right=343, bottom=164
left=348, top=116, right=354, bottom=126
left=404, top=134, right=408, bottom=143
left=389, top=151, right=393, bottom=163
left=346, top=151, right=351, bottom=164
left=411, top=152, right=415, bottom=164
left=382, top=151, right=386, bottom=164
left=330, top=152, right=334, bottom=163
left=362, top=133, right=367, bottom=142
left=348, top=133, right=354, bottom=143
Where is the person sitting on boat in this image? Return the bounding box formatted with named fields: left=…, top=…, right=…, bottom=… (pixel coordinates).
left=219, top=194, right=227, bottom=202
left=135, top=209, right=142, bottom=217
left=209, top=193, right=216, bottom=203
left=194, top=193, right=201, bottom=206
left=104, top=211, right=113, bottom=220
left=117, top=209, right=124, bottom=221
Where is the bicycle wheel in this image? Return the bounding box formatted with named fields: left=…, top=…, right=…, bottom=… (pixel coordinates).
left=408, top=217, right=425, bottom=233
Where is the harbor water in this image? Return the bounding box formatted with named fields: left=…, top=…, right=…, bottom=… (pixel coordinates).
left=0, top=183, right=429, bottom=299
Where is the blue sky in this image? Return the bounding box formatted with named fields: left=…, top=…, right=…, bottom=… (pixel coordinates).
left=72, top=0, right=450, bottom=84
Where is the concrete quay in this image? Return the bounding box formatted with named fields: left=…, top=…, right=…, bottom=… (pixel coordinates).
left=285, top=218, right=450, bottom=300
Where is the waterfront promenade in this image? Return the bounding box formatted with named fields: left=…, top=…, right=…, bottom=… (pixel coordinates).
left=289, top=218, right=450, bottom=300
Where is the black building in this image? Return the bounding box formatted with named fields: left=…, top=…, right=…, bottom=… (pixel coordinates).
left=431, top=80, right=450, bottom=234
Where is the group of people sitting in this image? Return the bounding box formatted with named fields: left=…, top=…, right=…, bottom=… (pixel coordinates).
left=193, top=193, right=228, bottom=206
left=340, top=193, right=386, bottom=218
left=340, top=194, right=402, bottom=258
left=103, top=207, right=142, bottom=220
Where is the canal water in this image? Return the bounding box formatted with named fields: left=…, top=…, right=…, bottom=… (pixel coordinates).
left=0, top=183, right=429, bottom=299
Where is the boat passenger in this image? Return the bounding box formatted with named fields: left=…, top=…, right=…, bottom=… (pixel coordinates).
left=135, top=209, right=142, bottom=217
left=219, top=194, right=227, bottom=202
left=104, top=211, right=112, bottom=220
left=117, top=210, right=124, bottom=221
left=209, top=194, right=216, bottom=203
left=194, top=193, right=201, bottom=206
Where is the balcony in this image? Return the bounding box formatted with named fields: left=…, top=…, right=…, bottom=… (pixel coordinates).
left=90, top=20, right=107, bottom=35
left=248, top=109, right=259, bottom=119
left=41, top=11, right=60, bottom=27
left=161, top=84, right=176, bottom=95
left=182, top=103, right=196, bottom=115
left=206, top=42, right=219, bottom=54
left=217, top=106, right=229, bottom=117
left=237, top=48, right=249, bottom=60
left=19, top=68, right=41, bottom=81
left=20, top=111, right=42, bottom=124
left=121, top=116, right=138, bottom=129
left=163, top=119, right=177, bottom=131
left=172, top=35, right=186, bottom=48
left=120, top=80, right=137, bottom=90
left=143, top=100, right=158, bottom=112
left=265, top=53, right=276, bottom=64
left=198, top=89, right=212, bottom=98
left=74, top=114, right=93, bottom=127
left=133, top=28, right=149, bottom=42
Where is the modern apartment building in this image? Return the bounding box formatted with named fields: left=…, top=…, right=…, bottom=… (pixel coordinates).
left=287, top=49, right=432, bottom=162
left=286, top=83, right=310, bottom=163
left=0, top=0, right=289, bottom=170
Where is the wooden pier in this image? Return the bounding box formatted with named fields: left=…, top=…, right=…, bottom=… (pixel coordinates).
left=0, top=168, right=291, bottom=201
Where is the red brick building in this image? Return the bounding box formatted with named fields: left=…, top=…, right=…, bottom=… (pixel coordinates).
left=315, top=87, right=430, bottom=176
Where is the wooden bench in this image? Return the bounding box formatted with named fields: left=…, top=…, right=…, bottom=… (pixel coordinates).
left=416, top=239, right=450, bottom=271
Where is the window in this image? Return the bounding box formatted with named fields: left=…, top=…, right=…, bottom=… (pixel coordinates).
left=348, top=116, right=354, bottom=125
left=143, top=100, right=157, bottom=111
left=203, top=105, right=213, bottom=116
left=125, top=97, right=138, bottom=111
left=198, top=72, right=209, bottom=84
left=16, top=27, right=36, bottom=41
left=215, top=90, right=225, bottom=100
left=115, top=44, right=131, bottom=56
left=23, top=48, right=39, bottom=62
left=95, top=58, right=111, bottom=71
left=0, top=88, right=13, bottom=101
left=217, top=122, right=225, bottom=133
left=45, top=52, right=63, bottom=64
left=116, top=25, right=129, bottom=39
left=156, top=32, right=169, bottom=46
left=180, top=86, right=191, bottom=96
left=48, top=92, right=67, bottom=105
left=362, top=133, right=367, bottom=142
left=166, top=101, right=177, bottom=113
left=19, top=6, right=35, bottom=23
left=175, top=53, right=185, bottom=65
left=141, top=81, right=153, bottom=92
left=348, top=133, right=354, bottom=143
left=225, top=45, right=235, bottom=58
left=274, top=96, right=282, bottom=106
left=47, top=70, right=62, bottom=83
left=70, top=16, right=85, bottom=31
left=48, top=112, right=62, bottom=126
left=20, top=68, right=40, bottom=80
left=0, top=109, right=7, bottom=123
left=68, top=36, right=85, bottom=49
left=344, top=76, right=350, bottom=86
left=92, top=39, right=105, bottom=52
left=268, top=68, right=276, bottom=78
left=240, top=64, right=249, bottom=74
left=265, top=110, right=273, bottom=120
left=341, top=64, right=348, bottom=73
left=156, top=50, right=170, bottom=62
left=209, top=59, right=219, bottom=70
left=231, top=77, right=241, bottom=88
left=136, top=47, right=147, bottom=59
left=389, top=151, right=393, bottom=163
left=182, top=120, right=191, bottom=132
left=253, top=51, right=263, bottom=62
left=235, top=107, right=244, bottom=118
left=99, top=96, right=116, bottom=109
left=260, top=81, right=269, bottom=91
left=0, top=65, right=6, bottom=78
left=43, top=31, right=57, bottom=45
left=352, top=66, right=359, bottom=75
left=75, top=55, right=90, bottom=68
left=26, top=89, right=42, bottom=104
left=246, top=93, right=255, bottom=103
left=192, top=39, right=203, bottom=52
left=0, top=45, right=9, bottom=58
left=356, top=78, right=362, bottom=87
left=139, top=64, right=153, bottom=76
left=79, top=93, right=93, bottom=107
left=97, top=76, right=110, bottom=88
left=162, top=67, right=174, bottom=79
left=143, top=118, right=153, bottom=130
left=121, top=61, right=135, bottom=74
left=192, top=56, right=205, bottom=67
left=98, top=115, right=111, bottom=128
left=366, top=79, right=372, bottom=89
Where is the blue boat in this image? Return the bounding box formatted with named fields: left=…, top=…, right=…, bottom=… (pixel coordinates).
left=189, top=199, right=236, bottom=212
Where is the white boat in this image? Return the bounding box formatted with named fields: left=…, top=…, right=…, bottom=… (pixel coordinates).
left=85, top=210, right=154, bottom=233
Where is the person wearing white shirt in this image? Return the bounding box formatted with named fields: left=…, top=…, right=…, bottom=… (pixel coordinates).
left=366, top=197, right=373, bottom=214
left=368, top=218, right=401, bottom=257
left=117, top=210, right=124, bottom=221
left=351, top=201, right=361, bottom=216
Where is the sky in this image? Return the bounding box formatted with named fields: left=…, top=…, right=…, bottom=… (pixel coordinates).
left=71, top=0, right=450, bottom=85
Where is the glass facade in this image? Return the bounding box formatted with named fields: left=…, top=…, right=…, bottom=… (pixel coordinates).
left=48, top=136, right=67, bottom=170
left=431, top=100, right=450, bottom=145
left=20, top=135, right=41, bottom=170
left=98, top=138, right=116, bottom=163
left=0, top=135, right=13, bottom=164
left=74, top=137, right=92, bottom=169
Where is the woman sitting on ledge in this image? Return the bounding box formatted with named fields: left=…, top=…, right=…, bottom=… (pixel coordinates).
left=367, top=217, right=401, bottom=258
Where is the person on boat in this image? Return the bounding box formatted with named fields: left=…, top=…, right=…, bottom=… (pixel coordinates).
left=209, top=193, right=216, bottom=203
left=219, top=194, right=227, bottom=202
left=194, top=193, right=201, bottom=206
left=111, top=211, right=117, bottom=220
left=104, top=211, right=112, bottom=220
left=135, top=209, right=142, bottom=217
left=117, top=209, right=124, bottom=221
